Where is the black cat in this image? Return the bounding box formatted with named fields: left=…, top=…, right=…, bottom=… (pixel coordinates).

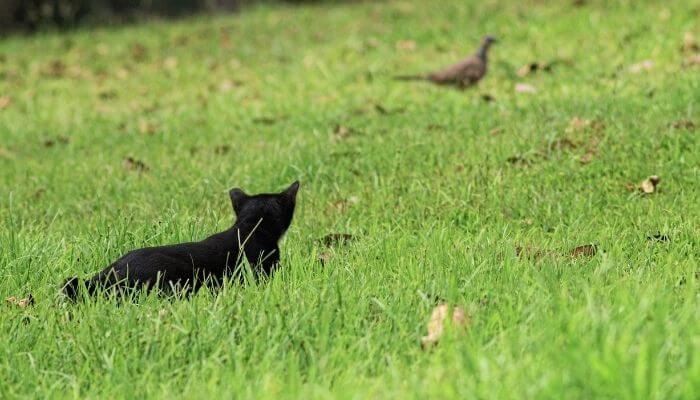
left=62, top=181, right=299, bottom=299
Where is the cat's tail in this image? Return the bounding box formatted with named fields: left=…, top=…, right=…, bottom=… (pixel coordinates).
left=61, top=276, right=82, bottom=300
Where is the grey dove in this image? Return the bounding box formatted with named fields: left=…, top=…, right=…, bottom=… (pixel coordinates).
left=395, top=35, right=497, bottom=89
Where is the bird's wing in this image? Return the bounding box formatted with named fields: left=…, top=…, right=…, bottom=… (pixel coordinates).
left=429, top=56, right=485, bottom=84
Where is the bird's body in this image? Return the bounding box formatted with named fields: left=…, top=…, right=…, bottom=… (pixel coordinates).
left=395, top=35, right=496, bottom=89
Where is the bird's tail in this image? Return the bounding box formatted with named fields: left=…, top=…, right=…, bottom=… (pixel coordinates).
left=393, top=74, right=427, bottom=81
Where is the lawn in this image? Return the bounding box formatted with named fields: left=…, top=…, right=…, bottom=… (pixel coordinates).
left=0, top=0, right=699, bottom=398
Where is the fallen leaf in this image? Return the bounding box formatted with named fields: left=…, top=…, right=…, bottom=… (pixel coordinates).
left=647, top=233, right=670, bottom=243
left=639, top=175, right=660, bottom=194
left=131, top=43, right=148, bottom=61
left=548, top=138, right=580, bottom=151
left=516, top=61, right=552, bottom=77
left=515, top=83, right=537, bottom=93
left=320, top=233, right=355, bottom=247
left=629, top=60, right=654, bottom=74
left=331, top=196, right=359, bottom=212
left=683, top=32, right=699, bottom=52
left=252, top=116, right=279, bottom=125
left=219, top=79, right=241, bottom=92
left=332, top=124, right=357, bottom=141
left=116, top=68, right=129, bottom=80
left=570, top=244, right=598, bottom=258
left=318, top=252, right=332, bottom=266
left=99, top=90, right=117, bottom=100
left=0, top=146, right=14, bottom=159
left=5, top=294, right=34, bottom=308
left=124, top=156, right=149, bottom=172
left=138, top=120, right=157, bottom=135
left=163, top=57, right=178, bottom=70
left=395, top=40, right=416, bottom=51
left=579, top=150, right=596, bottom=164
left=214, top=144, right=231, bottom=155
left=565, top=117, right=591, bottom=134
left=670, top=119, right=695, bottom=130
left=489, top=127, right=502, bottom=136
left=506, top=155, right=531, bottom=166
left=420, top=303, right=469, bottom=348
left=96, top=43, right=109, bottom=56
left=515, top=245, right=548, bottom=261
left=0, top=96, right=11, bottom=110
left=43, top=60, right=66, bottom=78
left=684, top=54, right=700, bottom=67
left=373, top=103, right=405, bottom=115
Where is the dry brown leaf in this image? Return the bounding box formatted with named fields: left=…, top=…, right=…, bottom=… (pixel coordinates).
left=421, top=303, right=469, bottom=348
left=683, top=32, right=699, bottom=52
left=43, top=60, right=66, bottom=78
left=331, top=196, right=359, bottom=212
left=549, top=138, right=580, bottom=151
left=515, top=83, right=537, bottom=93
left=124, top=156, right=149, bottom=172
left=96, top=43, right=109, bottom=56
left=320, top=233, right=355, bottom=247
left=0, top=96, right=11, bottom=110
left=516, top=61, right=552, bottom=77
left=639, top=175, right=660, bottom=194
left=318, top=252, right=332, bottom=266
left=0, top=146, right=14, bottom=159
left=684, top=54, right=700, bottom=67
left=219, top=79, right=241, bottom=92
left=395, top=40, right=416, bottom=51
left=489, top=127, right=502, bottom=136
left=5, top=294, right=34, bottom=308
left=506, top=155, right=531, bottom=167
left=163, top=57, right=178, bottom=70
left=629, top=60, right=654, bottom=74
left=138, top=120, right=157, bottom=135
left=566, top=117, right=591, bottom=133
left=515, top=245, right=548, bottom=261
left=214, top=144, right=231, bottom=155
left=131, top=43, right=148, bottom=61
left=570, top=244, right=597, bottom=258
left=579, top=150, right=595, bottom=164
left=252, top=116, right=280, bottom=125
left=670, top=119, right=695, bottom=130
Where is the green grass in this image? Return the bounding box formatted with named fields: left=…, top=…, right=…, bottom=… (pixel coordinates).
left=1, top=0, right=699, bottom=398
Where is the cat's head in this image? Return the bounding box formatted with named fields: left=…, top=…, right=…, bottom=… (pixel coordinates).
left=229, top=181, right=299, bottom=237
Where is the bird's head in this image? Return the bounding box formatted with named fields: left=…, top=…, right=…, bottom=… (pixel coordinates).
left=483, top=35, right=498, bottom=47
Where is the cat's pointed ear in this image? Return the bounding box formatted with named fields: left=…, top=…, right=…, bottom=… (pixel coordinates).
left=229, top=188, right=248, bottom=213
left=283, top=181, right=300, bottom=200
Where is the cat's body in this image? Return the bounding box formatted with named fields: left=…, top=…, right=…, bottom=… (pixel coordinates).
left=62, top=181, right=299, bottom=299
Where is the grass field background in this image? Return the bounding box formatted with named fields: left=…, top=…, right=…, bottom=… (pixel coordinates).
left=1, top=0, right=699, bottom=398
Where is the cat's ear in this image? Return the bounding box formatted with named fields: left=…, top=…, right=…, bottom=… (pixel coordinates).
left=282, top=181, right=300, bottom=200
left=229, top=188, right=248, bottom=213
